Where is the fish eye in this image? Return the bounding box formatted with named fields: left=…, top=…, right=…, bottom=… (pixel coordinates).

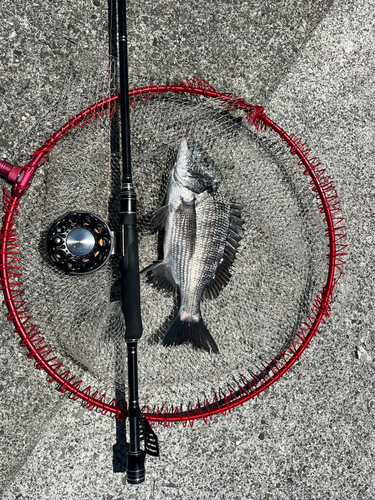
left=201, top=156, right=209, bottom=167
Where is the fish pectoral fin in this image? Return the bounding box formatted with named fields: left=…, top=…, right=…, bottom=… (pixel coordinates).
left=141, top=260, right=176, bottom=292
left=150, top=205, right=169, bottom=229
left=203, top=201, right=244, bottom=300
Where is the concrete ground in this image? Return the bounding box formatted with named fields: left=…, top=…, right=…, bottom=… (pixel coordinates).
left=0, top=0, right=374, bottom=499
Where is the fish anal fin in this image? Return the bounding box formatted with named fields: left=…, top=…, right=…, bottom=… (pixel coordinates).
left=141, top=260, right=175, bottom=292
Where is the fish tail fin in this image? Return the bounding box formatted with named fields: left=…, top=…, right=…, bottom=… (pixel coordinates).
left=162, top=315, right=219, bottom=354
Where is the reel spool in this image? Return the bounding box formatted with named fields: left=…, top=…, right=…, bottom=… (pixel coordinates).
left=47, top=211, right=113, bottom=274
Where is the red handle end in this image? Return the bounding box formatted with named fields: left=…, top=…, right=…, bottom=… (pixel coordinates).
left=0, top=161, right=24, bottom=184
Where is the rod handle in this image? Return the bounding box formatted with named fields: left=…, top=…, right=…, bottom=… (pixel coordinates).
left=120, top=215, right=143, bottom=340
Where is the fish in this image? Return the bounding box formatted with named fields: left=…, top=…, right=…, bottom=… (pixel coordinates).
left=143, top=138, right=243, bottom=353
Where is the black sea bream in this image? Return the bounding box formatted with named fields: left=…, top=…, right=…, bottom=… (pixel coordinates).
left=144, top=138, right=243, bottom=353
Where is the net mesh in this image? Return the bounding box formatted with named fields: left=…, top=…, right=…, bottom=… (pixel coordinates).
left=14, top=85, right=329, bottom=413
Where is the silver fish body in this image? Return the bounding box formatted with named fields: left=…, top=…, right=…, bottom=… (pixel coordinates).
left=145, top=138, right=243, bottom=353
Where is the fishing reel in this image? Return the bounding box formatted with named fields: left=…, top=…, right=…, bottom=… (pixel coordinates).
left=47, top=211, right=117, bottom=275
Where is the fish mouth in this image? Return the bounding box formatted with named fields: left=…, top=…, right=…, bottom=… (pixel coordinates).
left=173, top=138, right=191, bottom=186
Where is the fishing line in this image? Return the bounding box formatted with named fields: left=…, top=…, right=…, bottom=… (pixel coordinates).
left=323, top=0, right=375, bottom=25
left=306, top=0, right=375, bottom=79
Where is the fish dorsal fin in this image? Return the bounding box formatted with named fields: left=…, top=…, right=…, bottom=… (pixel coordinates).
left=203, top=202, right=244, bottom=300
left=150, top=205, right=169, bottom=229
left=141, top=260, right=176, bottom=292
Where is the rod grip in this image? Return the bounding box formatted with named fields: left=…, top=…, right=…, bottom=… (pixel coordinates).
left=120, top=217, right=143, bottom=340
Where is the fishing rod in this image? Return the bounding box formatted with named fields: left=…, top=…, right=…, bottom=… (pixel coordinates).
left=117, top=0, right=145, bottom=484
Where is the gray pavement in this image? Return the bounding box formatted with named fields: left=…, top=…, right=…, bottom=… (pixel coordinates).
left=0, top=1, right=375, bottom=499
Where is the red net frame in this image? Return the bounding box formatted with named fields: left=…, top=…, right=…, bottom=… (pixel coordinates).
left=0, top=78, right=346, bottom=426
